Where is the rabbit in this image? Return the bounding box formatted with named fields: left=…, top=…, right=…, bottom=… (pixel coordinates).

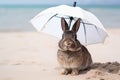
left=57, top=17, right=93, bottom=75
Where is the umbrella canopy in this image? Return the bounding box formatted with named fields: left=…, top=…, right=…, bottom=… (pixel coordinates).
left=30, top=5, right=108, bottom=45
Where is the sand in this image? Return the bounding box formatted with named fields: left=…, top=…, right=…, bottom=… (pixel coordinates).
left=0, top=28, right=120, bottom=80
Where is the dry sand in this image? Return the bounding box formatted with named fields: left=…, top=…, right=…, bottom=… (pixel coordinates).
left=0, top=28, right=120, bottom=80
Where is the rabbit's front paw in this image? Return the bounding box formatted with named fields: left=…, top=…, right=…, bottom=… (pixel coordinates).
left=61, top=68, right=69, bottom=75
left=71, top=69, right=79, bottom=76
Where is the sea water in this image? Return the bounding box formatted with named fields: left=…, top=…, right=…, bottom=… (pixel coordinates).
left=0, top=5, right=120, bottom=31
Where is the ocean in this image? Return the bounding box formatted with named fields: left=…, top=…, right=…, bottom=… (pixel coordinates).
left=0, top=5, right=120, bottom=32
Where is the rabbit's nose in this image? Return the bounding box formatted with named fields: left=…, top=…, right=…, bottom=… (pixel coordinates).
left=64, top=41, right=73, bottom=47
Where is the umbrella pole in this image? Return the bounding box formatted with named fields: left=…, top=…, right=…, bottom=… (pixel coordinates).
left=68, top=2, right=77, bottom=28
left=68, top=17, right=73, bottom=27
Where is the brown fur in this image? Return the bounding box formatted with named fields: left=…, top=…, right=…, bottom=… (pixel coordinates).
left=57, top=18, right=93, bottom=75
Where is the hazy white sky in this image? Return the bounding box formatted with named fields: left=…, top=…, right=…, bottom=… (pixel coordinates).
left=0, top=0, right=120, bottom=5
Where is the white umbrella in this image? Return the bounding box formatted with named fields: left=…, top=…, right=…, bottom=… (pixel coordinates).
left=30, top=4, right=108, bottom=45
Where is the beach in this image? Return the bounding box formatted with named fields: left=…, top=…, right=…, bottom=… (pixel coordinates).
left=0, top=28, right=120, bottom=80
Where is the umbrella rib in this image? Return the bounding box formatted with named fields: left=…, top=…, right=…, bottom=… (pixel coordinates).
left=55, top=15, right=70, bottom=19
left=81, top=21, right=96, bottom=26
left=81, top=20, right=87, bottom=45
left=94, top=25, right=102, bottom=41
left=81, top=21, right=102, bottom=43
left=41, top=14, right=58, bottom=31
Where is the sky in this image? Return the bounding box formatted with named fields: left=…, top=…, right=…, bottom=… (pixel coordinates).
left=0, top=0, right=120, bottom=5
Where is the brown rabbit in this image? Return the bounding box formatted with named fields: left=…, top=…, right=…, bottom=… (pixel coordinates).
left=57, top=17, right=93, bottom=75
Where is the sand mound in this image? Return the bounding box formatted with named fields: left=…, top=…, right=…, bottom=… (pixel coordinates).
left=84, top=62, right=120, bottom=80
left=92, top=62, right=120, bottom=74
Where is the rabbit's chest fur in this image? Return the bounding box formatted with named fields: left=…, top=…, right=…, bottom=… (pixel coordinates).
left=57, top=49, right=85, bottom=69
left=57, top=46, right=93, bottom=70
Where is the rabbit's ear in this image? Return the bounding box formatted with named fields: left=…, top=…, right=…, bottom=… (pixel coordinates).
left=72, top=18, right=80, bottom=33
left=61, top=17, right=69, bottom=32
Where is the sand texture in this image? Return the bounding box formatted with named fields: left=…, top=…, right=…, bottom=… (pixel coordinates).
left=0, top=29, right=120, bottom=80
